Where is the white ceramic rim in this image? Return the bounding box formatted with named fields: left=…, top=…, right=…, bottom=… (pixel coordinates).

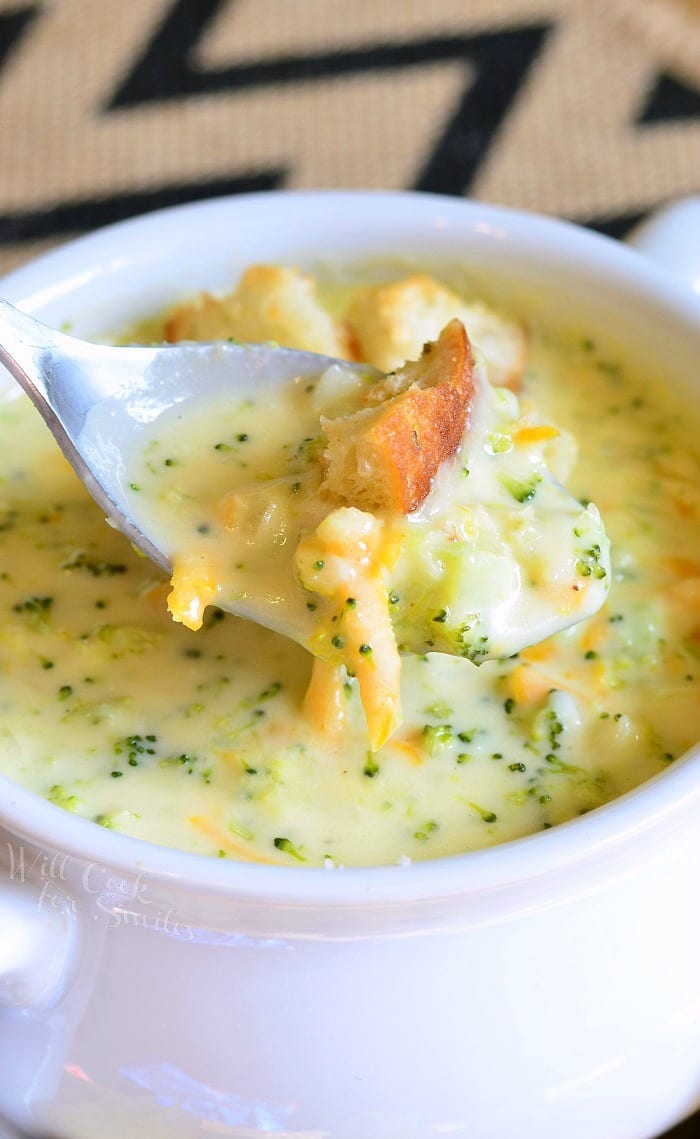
left=1, top=189, right=699, bottom=905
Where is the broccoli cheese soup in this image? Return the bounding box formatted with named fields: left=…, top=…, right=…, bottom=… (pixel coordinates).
left=118, top=319, right=609, bottom=752
left=0, top=268, right=697, bottom=866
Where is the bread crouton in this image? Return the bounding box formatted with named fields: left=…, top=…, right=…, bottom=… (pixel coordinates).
left=166, top=264, right=352, bottom=358
left=347, top=274, right=527, bottom=390
left=164, top=292, right=237, bottom=343
left=321, top=319, right=475, bottom=515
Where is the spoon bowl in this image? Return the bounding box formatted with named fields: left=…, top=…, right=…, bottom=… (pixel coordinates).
left=0, top=296, right=610, bottom=660
left=0, top=297, right=377, bottom=640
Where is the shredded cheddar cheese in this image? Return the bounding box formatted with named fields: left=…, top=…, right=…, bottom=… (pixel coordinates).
left=296, top=507, right=403, bottom=750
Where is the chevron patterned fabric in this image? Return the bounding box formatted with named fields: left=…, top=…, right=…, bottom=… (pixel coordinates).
left=0, top=2, right=699, bottom=1136
left=0, top=0, right=698, bottom=277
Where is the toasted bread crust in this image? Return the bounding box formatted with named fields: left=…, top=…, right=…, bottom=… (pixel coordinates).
left=322, top=319, right=475, bottom=514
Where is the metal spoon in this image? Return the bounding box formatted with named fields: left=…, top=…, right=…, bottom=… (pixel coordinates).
left=0, top=297, right=377, bottom=639
left=0, top=298, right=611, bottom=659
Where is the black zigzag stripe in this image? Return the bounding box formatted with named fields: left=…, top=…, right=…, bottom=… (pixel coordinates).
left=412, top=26, right=548, bottom=195
left=106, top=0, right=551, bottom=114
left=108, top=0, right=223, bottom=105
left=579, top=210, right=648, bottom=240
left=0, top=4, right=39, bottom=71
left=0, top=170, right=285, bottom=247
left=638, top=72, right=700, bottom=124
left=106, top=1, right=551, bottom=198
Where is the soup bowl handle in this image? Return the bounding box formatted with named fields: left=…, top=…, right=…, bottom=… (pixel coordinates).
left=626, top=195, right=700, bottom=294
left=0, top=865, right=77, bottom=1009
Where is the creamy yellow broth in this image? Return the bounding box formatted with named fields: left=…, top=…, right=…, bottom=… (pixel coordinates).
left=0, top=286, right=698, bottom=866
left=119, top=339, right=609, bottom=751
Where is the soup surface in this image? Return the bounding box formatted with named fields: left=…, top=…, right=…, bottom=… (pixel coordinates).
left=0, top=268, right=698, bottom=865
left=116, top=321, right=608, bottom=752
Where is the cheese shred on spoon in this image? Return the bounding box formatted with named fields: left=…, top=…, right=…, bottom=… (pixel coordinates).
left=125, top=308, right=610, bottom=750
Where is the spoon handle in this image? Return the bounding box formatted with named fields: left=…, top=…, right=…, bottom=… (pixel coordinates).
left=0, top=299, right=167, bottom=564
left=0, top=298, right=160, bottom=431
left=0, top=297, right=62, bottom=407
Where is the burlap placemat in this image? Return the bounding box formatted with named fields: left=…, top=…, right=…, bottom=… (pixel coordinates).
left=0, top=0, right=698, bottom=278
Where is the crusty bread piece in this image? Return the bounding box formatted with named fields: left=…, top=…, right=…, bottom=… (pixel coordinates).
left=347, top=274, right=527, bottom=390
left=166, top=264, right=353, bottom=358
left=321, top=319, right=475, bottom=514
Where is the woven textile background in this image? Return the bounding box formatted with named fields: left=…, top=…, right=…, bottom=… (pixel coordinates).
left=0, top=2, right=698, bottom=1138
left=0, top=0, right=699, bottom=277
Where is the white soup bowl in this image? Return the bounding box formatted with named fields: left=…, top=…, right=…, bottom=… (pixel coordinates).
left=1, top=192, right=699, bottom=1139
